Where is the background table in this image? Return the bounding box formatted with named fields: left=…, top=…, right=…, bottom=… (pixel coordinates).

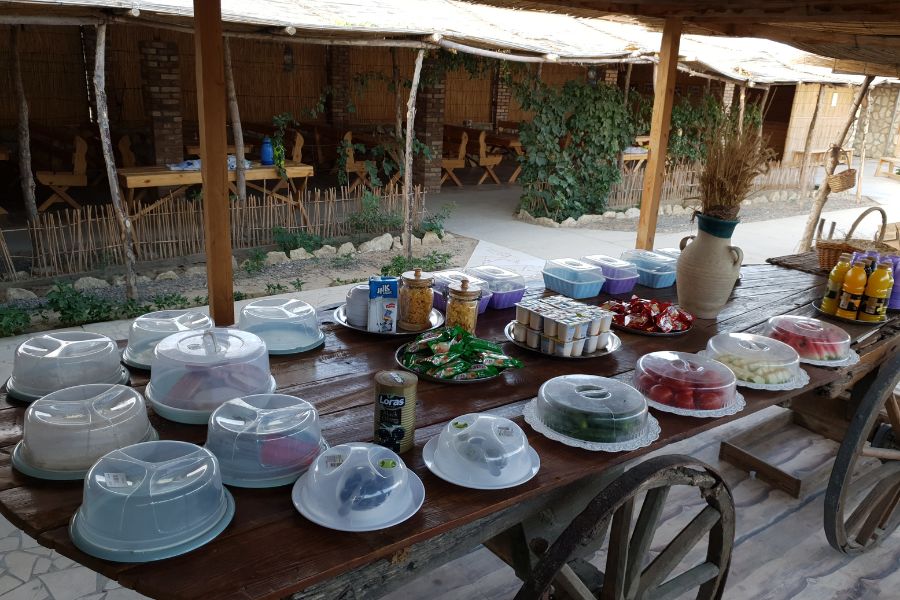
left=0, top=264, right=896, bottom=600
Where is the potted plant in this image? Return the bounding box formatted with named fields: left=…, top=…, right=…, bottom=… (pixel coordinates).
left=676, top=113, right=774, bottom=318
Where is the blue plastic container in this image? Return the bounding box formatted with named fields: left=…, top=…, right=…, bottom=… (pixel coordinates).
left=619, top=250, right=677, bottom=288
left=542, top=259, right=605, bottom=299
left=260, top=136, right=275, bottom=166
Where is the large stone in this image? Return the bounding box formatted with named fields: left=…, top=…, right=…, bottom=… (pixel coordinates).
left=602, top=211, right=617, bottom=219
left=517, top=210, right=535, bottom=223
left=421, top=231, right=442, bottom=246
left=560, top=217, right=578, bottom=228
left=743, top=199, right=752, bottom=206
left=136, top=275, right=152, bottom=285
left=534, top=217, right=560, bottom=228
left=74, top=276, right=110, bottom=291
left=112, top=275, right=126, bottom=286
left=614, top=212, right=627, bottom=220
left=337, top=242, right=356, bottom=256
left=358, top=233, right=394, bottom=253
left=670, top=205, right=686, bottom=216
left=264, top=251, right=289, bottom=266
left=392, top=236, right=403, bottom=251
left=577, top=214, right=604, bottom=226
left=289, top=247, right=313, bottom=260
left=5, top=288, right=36, bottom=302
left=313, top=245, right=337, bottom=258
left=401, top=233, right=422, bottom=248
left=186, top=266, right=207, bottom=277
left=624, top=207, right=641, bottom=218
left=442, top=232, right=455, bottom=242
left=156, top=270, right=178, bottom=281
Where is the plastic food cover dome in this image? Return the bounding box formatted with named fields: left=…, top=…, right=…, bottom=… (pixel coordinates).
left=12, top=385, right=156, bottom=480
left=535, top=375, right=649, bottom=443
left=122, top=310, right=213, bottom=370
left=635, top=351, right=737, bottom=412
left=206, top=394, right=326, bottom=488
left=70, top=440, right=234, bottom=562
left=7, top=332, right=128, bottom=403
left=292, top=442, right=424, bottom=532
left=238, top=298, right=324, bottom=355
left=763, top=315, right=851, bottom=363
left=703, top=332, right=802, bottom=386
left=430, top=414, right=538, bottom=488
left=146, top=328, right=276, bottom=425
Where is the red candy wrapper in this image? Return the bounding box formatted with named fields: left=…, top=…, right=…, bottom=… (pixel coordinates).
left=601, top=296, right=694, bottom=334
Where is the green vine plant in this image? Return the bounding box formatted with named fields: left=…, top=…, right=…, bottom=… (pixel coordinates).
left=271, top=111, right=297, bottom=181
left=514, top=78, right=636, bottom=221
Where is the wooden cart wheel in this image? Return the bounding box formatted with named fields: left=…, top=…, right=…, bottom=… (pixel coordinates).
left=824, top=352, right=900, bottom=554
left=515, top=455, right=735, bottom=600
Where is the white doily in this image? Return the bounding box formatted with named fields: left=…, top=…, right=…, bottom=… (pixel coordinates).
left=523, top=400, right=661, bottom=452
left=646, top=392, right=746, bottom=418
left=799, top=348, right=860, bottom=368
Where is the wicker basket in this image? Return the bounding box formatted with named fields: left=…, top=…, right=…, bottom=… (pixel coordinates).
left=815, top=207, right=895, bottom=270
left=826, top=167, right=857, bottom=193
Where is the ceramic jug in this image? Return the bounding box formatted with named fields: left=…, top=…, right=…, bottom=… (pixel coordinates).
left=676, top=214, right=743, bottom=319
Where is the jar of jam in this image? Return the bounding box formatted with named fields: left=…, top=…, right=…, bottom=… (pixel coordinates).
left=398, top=268, right=434, bottom=331
left=445, top=278, right=481, bottom=334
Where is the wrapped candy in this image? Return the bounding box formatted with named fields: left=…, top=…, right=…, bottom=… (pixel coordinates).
left=600, top=296, right=694, bottom=334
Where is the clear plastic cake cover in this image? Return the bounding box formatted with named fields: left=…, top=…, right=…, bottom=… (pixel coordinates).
left=123, top=310, right=213, bottom=369
left=703, top=332, right=805, bottom=388
left=464, top=266, right=526, bottom=292
left=8, top=332, right=126, bottom=401
left=635, top=351, right=738, bottom=414
left=13, top=384, right=155, bottom=479
left=428, top=414, right=537, bottom=489
left=763, top=315, right=852, bottom=364
left=239, top=298, right=324, bottom=354
left=534, top=375, right=650, bottom=444
left=206, top=394, right=325, bottom=488
left=543, top=259, right=605, bottom=282
left=70, top=440, right=234, bottom=562
left=291, top=442, right=424, bottom=532
left=146, top=328, right=275, bottom=424
left=581, top=255, right=639, bottom=279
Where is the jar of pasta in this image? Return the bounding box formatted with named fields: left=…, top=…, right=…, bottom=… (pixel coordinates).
left=398, top=268, right=434, bottom=332
left=445, top=278, right=481, bottom=334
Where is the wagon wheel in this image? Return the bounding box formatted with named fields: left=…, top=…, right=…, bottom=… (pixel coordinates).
left=825, top=352, right=900, bottom=554
left=516, top=455, right=735, bottom=600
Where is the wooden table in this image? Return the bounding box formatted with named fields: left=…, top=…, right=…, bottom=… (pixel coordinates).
left=0, top=265, right=897, bottom=600
left=117, top=161, right=314, bottom=216
left=792, top=148, right=854, bottom=168
left=484, top=130, right=523, bottom=183
left=185, top=144, right=254, bottom=157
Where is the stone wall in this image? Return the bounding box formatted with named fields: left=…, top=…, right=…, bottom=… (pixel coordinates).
left=851, top=84, right=900, bottom=158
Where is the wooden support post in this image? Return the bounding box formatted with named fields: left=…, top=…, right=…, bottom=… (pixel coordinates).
left=391, top=47, right=403, bottom=140
left=623, top=63, right=633, bottom=104
left=738, top=84, right=746, bottom=133
left=799, top=85, right=826, bottom=198
left=856, top=88, right=872, bottom=203
left=10, top=27, right=37, bottom=221
left=799, top=76, right=874, bottom=252
left=404, top=49, right=425, bottom=261
left=93, top=24, right=138, bottom=299
left=635, top=18, right=681, bottom=250
left=223, top=38, right=246, bottom=202
left=194, top=0, right=234, bottom=325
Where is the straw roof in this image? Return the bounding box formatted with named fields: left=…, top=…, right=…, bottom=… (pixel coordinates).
left=3, top=0, right=873, bottom=84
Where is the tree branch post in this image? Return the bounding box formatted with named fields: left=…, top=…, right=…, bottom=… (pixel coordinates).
left=799, top=76, right=875, bottom=252
left=799, top=85, right=825, bottom=198
left=391, top=47, right=403, bottom=142
left=856, top=88, right=872, bottom=203
left=404, top=49, right=425, bottom=261
left=93, top=24, right=138, bottom=298
left=223, top=38, right=246, bottom=202
left=11, top=27, right=37, bottom=221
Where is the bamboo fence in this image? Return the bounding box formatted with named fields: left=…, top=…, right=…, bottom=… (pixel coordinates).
left=21, top=186, right=425, bottom=278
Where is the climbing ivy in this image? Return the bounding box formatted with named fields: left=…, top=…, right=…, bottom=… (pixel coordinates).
left=514, top=79, right=636, bottom=221
left=271, top=111, right=296, bottom=180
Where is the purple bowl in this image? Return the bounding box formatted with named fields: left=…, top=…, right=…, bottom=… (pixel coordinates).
left=603, top=275, right=638, bottom=295
left=434, top=291, right=492, bottom=314
left=488, top=288, right=526, bottom=310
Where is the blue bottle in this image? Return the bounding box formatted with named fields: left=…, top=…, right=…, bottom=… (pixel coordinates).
left=260, top=136, right=274, bottom=166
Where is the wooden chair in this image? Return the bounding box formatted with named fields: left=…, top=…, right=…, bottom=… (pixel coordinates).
left=516, top=455, right=735, bottom=600
left=467, top=130, right=503, bottom=185
left=36, top=135, right=88, bottom=211
left=342, top=131, right=372, bottom=193
left=117, top=135, right=137, bottom=168
left=441, top=131, right=467, bottom=187
left=875, top=156, right=900, bottom=179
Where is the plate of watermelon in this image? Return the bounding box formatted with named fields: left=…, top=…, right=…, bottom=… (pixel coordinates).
left=762, top=315, right=860, bottom=367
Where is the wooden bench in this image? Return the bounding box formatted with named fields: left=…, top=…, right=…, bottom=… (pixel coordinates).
left=875, top=156, right=900, bottom=179
left=36, top=135, right=87, bottom=211
left=441, top=130, right=467, bottom=187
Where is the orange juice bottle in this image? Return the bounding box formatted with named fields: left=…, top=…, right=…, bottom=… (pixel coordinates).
left=859, top=262, right=894, bottom=322
left=835, top=260, right=868, bottom=320
left=820, top=253, right=853, bottom=315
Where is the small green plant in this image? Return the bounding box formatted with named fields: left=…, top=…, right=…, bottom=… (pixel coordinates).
left=290, top=278, right=305, bottom=291
left=265, top=282, right=288, bottom=295
left=347, top=190, right=403, bottom=235
left=419, top=203, right=454, bottom=237
left=233, top=291, right=247, bottom=301
left=244, top=249, right=267, bottom=273
left=380, top=251, right=452, bottom=277
left=331, top=277, right=368, bottom=287
left=272, top=112, right=297, bottom=181
left=46, top=283, right=114, bottom=327
left=331, top=253, right=356, bottom=269
left=152, top=293, right=189, bottom=310
left=272, top=227, right=323, bottom=254
left=118, top=299, right=153, bottom=320
left=193, top=295, right=209, bottom=305
left=0, top=306, right=31, bottom=337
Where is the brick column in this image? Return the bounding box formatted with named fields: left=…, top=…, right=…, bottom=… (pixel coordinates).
left=491, top=67, right=511, bottom=126
left=327, top=46, right=351, bottom=129
left=604, top=67, right=619, bottom=86
left=722, top=82, right=736, bottom=111
left=140, top=41, right=183, bottom=165
left=413, top=57, right=445, bottom=193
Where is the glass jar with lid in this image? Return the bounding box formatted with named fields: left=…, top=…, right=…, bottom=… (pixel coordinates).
left=445, top=278, right=481, bottom=334
left=398, top=268, right=434, bottom=332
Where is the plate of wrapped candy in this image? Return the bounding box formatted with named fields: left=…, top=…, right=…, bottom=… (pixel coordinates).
left=396, top=326, right=524, bottom=383
left=600, top=296, right=694, bottom=337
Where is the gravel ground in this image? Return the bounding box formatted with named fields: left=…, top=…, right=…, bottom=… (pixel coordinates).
left=577, top=192, right=877, bottom=234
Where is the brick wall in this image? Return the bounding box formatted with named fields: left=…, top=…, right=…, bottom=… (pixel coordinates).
left=327, top=46, right=351, bottom=128
left=413, top=57, right=445, bottom=193
left=140, top=41, right=183, bottom=165
left=491, top=67, right=511, bottom=125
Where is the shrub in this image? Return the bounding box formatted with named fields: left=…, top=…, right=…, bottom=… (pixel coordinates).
left=347, top=190, right=402, bottom=235
left=419, top=203, right=454, bottom=237
left=0, top=306, right=30, bottom=337
left=272, top=227, right=323, bottom=254
left=46, top=283, right=114, bottom=327
left=380, top=251, right=452, bottom=277
left=244, top=249, right=267, bottom=273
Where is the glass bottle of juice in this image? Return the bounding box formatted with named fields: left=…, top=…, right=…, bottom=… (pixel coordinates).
left=820, top=253, right=853, bottom=315
left=859, top=262, right=894, bottom=322
left=835, top=260, right=868, bottom=320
